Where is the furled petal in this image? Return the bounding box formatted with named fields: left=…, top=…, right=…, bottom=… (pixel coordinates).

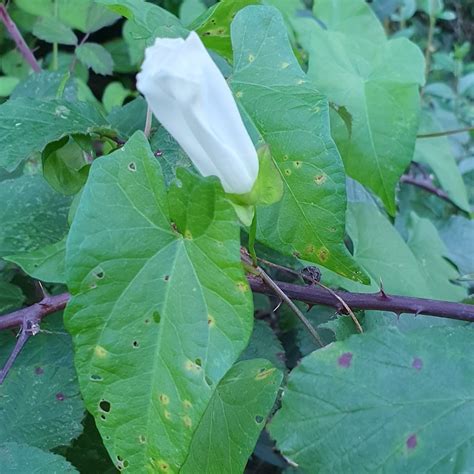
left=136, top=31, right=258, bottom=194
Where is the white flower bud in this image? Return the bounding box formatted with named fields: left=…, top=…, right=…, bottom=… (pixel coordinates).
left=136, top=32, right=259, bottom=194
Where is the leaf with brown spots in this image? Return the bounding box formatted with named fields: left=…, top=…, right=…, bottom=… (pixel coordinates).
left=230, top=6, right=368, bottom=283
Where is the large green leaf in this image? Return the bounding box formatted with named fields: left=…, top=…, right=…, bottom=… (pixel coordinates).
left=0, top=98, right=111, bottom=172
left=0, top=175, right=71, bottom=257
left=298, top=0, right=424, bottom=214
left=191, top=0, right=260, bottom=62
left=414, top=112, right=470, bottom=212
left=65, top=132, right=254, bottom=471
left=270, top=326, right=474, bottom=472
left=0, top=443, right=78, bottom=473
left=11, top=71, right=77, bottom=101
left=343, top=203, right=465, bottom=299
left=5, top=238, right=66, bottom=284
left=0, top=313, right=84, bottom=450
left=230, top=5, right=366, bottom=283
left=181, top=359, right=282, bottom=473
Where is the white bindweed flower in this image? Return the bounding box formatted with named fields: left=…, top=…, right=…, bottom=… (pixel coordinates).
left=136, top=31, right=259, bottom=194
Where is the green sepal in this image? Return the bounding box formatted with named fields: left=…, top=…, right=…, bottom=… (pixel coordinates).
left=228, top=144, right=284, bottom=207
left=230, top=202, right=255, bottom=227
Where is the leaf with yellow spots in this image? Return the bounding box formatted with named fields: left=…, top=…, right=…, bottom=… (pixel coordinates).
left=190, top=0, right=260, bottom=61
left=230, top=6, right=368, bottom=283
left=181, top=359, right=282, bottom=473
left=65, top=132, right=253, bottom=472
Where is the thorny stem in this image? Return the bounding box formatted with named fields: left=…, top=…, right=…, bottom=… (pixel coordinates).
left=0, top=4, right=41, bottom=73
left=1, top=270, right=474, bottom=383
left=248, top=278, right=474, bottom=322
left=417, top=126, right=474, bottom=139
left=1, top=282, right=473, bottom=336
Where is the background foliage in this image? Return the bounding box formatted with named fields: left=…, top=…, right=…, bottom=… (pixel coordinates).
left=0, top=0, right=472, bottom=472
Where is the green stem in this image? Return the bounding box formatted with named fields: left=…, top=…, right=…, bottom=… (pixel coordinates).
left=248, top=211, right=257, bottom=266
left=423, top=5, right=436, bottom=82
left=52, top=0, right=59, bottom=70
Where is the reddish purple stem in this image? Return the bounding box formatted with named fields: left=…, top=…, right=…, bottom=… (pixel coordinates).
left=0, top=276, right=473, bottom=384
left=0, top=4, right=41, bottom=73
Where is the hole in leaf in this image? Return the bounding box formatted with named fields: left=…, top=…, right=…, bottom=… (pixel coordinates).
left=205, top=375, right=213, bottom=386
left=128, top=162, right=137, bottom=171
left=100, top=414, right=106, bottom=421
left=195, top=358, right=202, bottom=367
left=255, top=415, right=264, bottom=424
left=163, top=275, right=169, bottom=282
left=94, top=270, right=104, bottom=279
left=132, top=340, right=139, bottom=348
left=153, top=311, right=161, bottom=323
left=99, top=400, right=111, bottom=413
left=139, top=435, right=146, bottom=444
left=90, top=374, right=103, bottom=382
left=56, top=392, right=65, bottom=401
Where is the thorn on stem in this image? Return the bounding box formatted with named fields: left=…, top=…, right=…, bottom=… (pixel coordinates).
left=378, top=279, right=389, bottom=299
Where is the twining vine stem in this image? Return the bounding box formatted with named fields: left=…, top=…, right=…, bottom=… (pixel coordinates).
left=0, top=4, right=41, bottom=73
